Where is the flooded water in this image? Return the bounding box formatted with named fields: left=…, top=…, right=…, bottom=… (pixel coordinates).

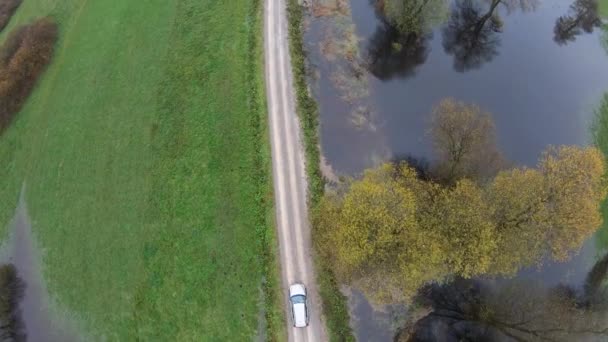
left=304, top=0, right=608, bottom=340
left=310, top=0, right=608, bottom=174
left=0, top=188, right=79, bottom=342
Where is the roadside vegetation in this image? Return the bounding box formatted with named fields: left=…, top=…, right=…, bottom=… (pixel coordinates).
left=287, top=0, right=355, bottom=340
left=0, top=0, right=21, bottom=32
left=0, top=0, right=282, bottom=340
left=316, top=98, right=607, bottom=305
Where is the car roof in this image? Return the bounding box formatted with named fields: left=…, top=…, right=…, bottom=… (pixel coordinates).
left=293, top=303, right=307, bottom=328
left=289, top=283, right=306, bottom=297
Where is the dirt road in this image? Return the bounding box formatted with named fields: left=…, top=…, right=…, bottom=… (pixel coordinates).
left=264, top=0, right=326, bottom=341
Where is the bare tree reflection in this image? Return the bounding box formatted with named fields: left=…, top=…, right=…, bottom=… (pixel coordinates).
left=554, top=0, right=602, bottom=45
left=0, top=263, right=26, bottom=342
left=396, top=254, right=608, bottom=341
left=442, top=0, right=538, bottom=72
left=442, top=0, right=502, bottom=72
left=366, top=21, right=431, bottom=80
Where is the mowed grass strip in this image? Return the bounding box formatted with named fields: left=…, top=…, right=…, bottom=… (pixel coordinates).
left=0, top=0, right=280, bottom=340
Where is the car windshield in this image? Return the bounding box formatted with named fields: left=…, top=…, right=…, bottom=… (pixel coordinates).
left=291, top=294, right=306, bottom=304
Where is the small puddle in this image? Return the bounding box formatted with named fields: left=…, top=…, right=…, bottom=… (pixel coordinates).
left=0, top=187, right=80, bottom=342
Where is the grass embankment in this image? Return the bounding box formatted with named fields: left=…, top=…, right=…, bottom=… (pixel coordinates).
left=0, top=0, right=282, bottom=340
left=287, top=0, right=355, bottom=340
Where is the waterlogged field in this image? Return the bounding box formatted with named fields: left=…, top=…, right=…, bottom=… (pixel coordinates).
left=0, top=0, right=282, bottom=339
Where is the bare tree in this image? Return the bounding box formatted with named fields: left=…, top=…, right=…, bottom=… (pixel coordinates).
left=429, top=98, right=505, bottom=184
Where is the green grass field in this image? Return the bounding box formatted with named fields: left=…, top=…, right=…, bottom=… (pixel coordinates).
left=594, top=94, right=608, bottom=254
left=600, top=0, right=608, bottom=18
left=0, top=0, right=283, bottom=340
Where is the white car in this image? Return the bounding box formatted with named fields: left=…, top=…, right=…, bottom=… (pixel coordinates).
left=289, top=283, right=309, bottom=328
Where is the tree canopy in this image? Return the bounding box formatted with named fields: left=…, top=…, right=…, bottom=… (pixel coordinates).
left=429, top=98, right=505, bottom=183
left=316, top=137, right=606, bottom=304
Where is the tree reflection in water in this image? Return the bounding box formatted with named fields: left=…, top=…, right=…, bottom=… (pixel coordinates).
left=368, top=0, right=542, bottom=76
left=0, top=263, right=26, bottom=342
left=554, top=0, right=602, bottom=45
left=442, top=0, right=503, bottom=72
left=366, top=21, right=431, bottom=80
left=396, top=253, right=608, bottom=341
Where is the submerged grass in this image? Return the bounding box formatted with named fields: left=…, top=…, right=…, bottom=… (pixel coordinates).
left=287, top=0, right=355, bottom=341
left=0, top=0, right=282, bottom=339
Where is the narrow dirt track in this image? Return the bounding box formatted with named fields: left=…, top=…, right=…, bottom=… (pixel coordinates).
left=264, top=0, right=327, bottom=340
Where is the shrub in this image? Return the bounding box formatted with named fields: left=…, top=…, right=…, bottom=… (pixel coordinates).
left=0, top=17, right=58, bottom=132
left=0, top=0, right=21, bottom=32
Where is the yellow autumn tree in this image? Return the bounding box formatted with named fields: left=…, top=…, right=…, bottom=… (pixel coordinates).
left=418, top=179, right=496, bottom=277
left=316, top=163, right=496, bottom=303
left=488, top=168, right=549, bottom=274
left=315, top=164, right=446, bottom=302
left=315, top=145, right=606, bottom=305
left=488, top=146, right=606, bottom=273
left=540, top=145, right=607, bottom=260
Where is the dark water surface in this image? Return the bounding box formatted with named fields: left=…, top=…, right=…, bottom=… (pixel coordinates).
left=316, top=0, right=608, bottom=173
left=306, top=0, right=608, bottom=340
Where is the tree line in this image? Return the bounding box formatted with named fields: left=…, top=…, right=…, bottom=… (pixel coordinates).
left=314, top=98, right=607, bottom=304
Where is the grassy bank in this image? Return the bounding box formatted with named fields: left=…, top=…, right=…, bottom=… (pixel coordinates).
left=286, top=0, right=355, bottom=341
left=594, top=94, right=608, bottom=253
left=0, top=0, right=282, bottom=340
left=600, top=0, right=608, bottom=18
